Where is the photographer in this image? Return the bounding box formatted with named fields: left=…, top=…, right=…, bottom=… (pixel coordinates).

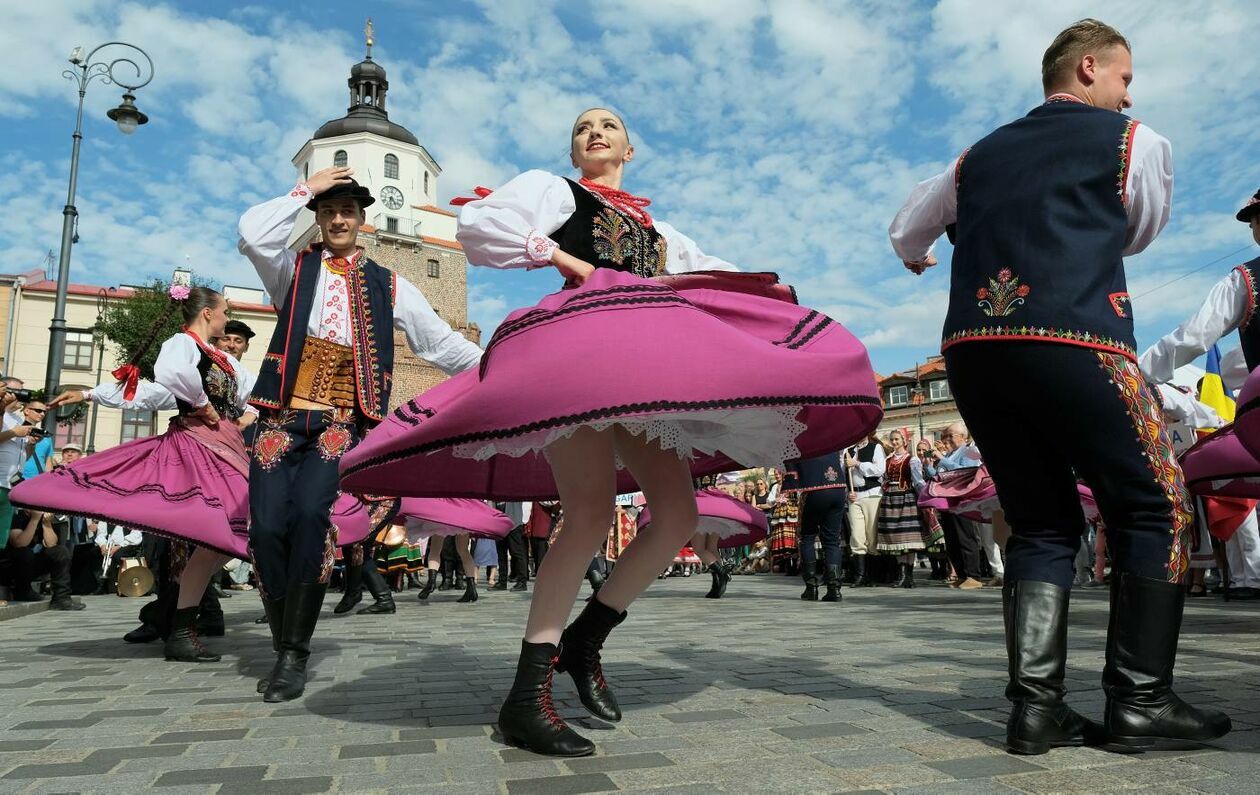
left=6, top=508, right=83, bottom=610
left=0, top=377, right=37, bottom=548
left=19, top=399, right=55, bottom=480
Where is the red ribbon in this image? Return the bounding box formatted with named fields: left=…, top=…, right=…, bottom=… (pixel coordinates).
left=111, top=363, right=141, bottom=401
left=449, top=186, right=494, bottom=206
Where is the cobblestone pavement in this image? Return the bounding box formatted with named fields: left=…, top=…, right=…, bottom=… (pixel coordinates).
left=1, top=573, right=1257, bottom=794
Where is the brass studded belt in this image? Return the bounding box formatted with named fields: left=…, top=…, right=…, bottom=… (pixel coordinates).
left=288, top=336, right=355, bottom=410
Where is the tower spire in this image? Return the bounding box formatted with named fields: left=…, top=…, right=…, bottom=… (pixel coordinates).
left=365, top=18, right=374, bottom=59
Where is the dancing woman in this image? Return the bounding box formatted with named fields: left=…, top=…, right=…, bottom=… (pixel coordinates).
left=16, top=286, right=253, bottom=663
left=341, top=108, right=882, bottom=756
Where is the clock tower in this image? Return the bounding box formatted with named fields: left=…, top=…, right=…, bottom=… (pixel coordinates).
left=288, top=21, right=479, bottom=404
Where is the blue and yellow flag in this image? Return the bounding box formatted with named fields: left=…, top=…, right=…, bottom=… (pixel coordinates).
left=1199, top=344, right=1235, bottom=423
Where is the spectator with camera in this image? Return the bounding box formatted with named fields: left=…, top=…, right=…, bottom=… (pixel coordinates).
left=6, top=508, right=83, bottom=610
left=19, top=399, right=55, bottom=480
left=0, top=377, right=38, bottom=549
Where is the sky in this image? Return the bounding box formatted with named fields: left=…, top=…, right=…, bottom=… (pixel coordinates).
left=5, top=0, right=1259, bottom=378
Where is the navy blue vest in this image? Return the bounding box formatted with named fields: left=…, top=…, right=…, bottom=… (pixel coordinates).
left=1235, top=257, right=1260, bottom=370
left=944, top=100, right=1140, bottom=360
left=784, top=451, right=847, bottom=493
left=249, top=247, right=396, bottom=422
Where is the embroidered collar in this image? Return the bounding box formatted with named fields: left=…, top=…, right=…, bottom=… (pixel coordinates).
left=321, top=247, right=363, bottom=275
left=1045, top=93, right=1086, bottom=105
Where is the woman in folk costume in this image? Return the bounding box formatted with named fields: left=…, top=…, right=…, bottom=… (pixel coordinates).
left=875, top=430, right=927, bottom=588
left=16, top=286, right=253, bottom=664
left=400, top=498, right=514, bottom=604
left=340, top=108, right=881, bottom=756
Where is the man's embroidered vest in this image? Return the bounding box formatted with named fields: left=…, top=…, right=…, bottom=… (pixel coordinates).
left=944, top=100, right=1139, bottom=360
left=249, top=247, right=396, bottom=422
left=1234, top=257, right=1260, bottom=371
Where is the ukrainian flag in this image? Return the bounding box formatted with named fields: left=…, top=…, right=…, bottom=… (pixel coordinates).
left=1199, top=344, right=1235, bottom=424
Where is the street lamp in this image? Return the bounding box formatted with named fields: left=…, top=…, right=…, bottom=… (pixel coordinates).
left=910, top=360, right=926, bottom=442
left=85, top=287, right=116, bottom=454
left=43, top=42, right=154, bottom=433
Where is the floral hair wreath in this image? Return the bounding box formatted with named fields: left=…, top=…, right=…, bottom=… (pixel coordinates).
left=169, top=284, right=191, bottom=301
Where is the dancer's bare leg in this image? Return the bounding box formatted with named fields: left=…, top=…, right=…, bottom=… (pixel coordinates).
left=524, top=427, right=617, bottom=644
left=691, top=532, right=719, bottom=567
left=176, top=547, right=230, bottom=609
left=455, top=532, right=477, bottom=578
left=597, top=429, right=699, bottom=613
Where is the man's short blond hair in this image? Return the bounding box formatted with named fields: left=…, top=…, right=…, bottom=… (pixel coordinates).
left=1041, top=19, right=1131, bottom=92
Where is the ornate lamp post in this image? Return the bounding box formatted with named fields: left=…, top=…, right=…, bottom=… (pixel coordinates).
left=910, top=361, right=926, bottom=442
left=43, top=42, right=153, bottom=433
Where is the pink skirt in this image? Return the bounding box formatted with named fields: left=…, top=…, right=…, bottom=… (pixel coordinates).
left=341, top=269, right=882, bottom=499
left=638, top=488, right=769, bottom=548
left=396, top=498, right=513, bottom=542
left=919, top=466, right=997, bottom=521
left=1234, top=367, right=1260, bottom=459
left=9, top=418, right=372, bottom=558
left=1180, top=425, right=1260, bottom=498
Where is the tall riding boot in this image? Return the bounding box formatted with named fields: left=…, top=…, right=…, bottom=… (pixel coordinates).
left=198, top=586, right=225, bottom=636
left=256, top=596, right=286, bottom=694
left=705, top=562, right=730, bottom=599
left=586, top=567, right=605, bottom=594
left=821, top=565, right=842, bottom=602
left=164, top=606, right=221, bottom=663
left=457, top=575, right=479, bottom=603
left=557, top=598, right=627, bottom=721
left=357, top=564, right=396, bottom=614
left=800, top=562, right=819, bottom=600
left=263, top=582, right=326, bottom=703
left=1003, top=580, right=1098, bottom=755
left=890, top=560, right=910, bottom=588
left=416, top=570, right=437, bottom=600
left=854, top=555, right=874, bottom=587
left=437, top=562, right=452, bottom=591
left=499, top=640, right=595, bottom=756
left=1101, top=572, right=1232, bottom=749
left=333, top=563, right=364, bottom=614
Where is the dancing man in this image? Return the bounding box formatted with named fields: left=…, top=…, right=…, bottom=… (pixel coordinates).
left=890, top=19, right=1230, bottom=754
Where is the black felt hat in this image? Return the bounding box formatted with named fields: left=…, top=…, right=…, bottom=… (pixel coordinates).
left=1236, top=189, right=1260, bottom=223
left=307, top=178, right=375, bottom=211
left=223, top=319, right=255, bottom=339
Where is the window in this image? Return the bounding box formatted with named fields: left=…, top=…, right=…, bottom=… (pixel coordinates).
left=54, top=420, right=86, bottom=449
left=333, top=149, right=348, bottom=168
left=384, top=153, right=399, bottom=179
left=423, top=171, right=429, bottom=195
left=427, top=259, right=440, bottom=278
left=385, top=217, right=399, bottom=233
left=62, top=331, right=94, bottom=370
left=929, top=379, right=952, bottom=401
left=120, top=409, right=158, bottom=443
left=886, top=385, right=909, bottom=407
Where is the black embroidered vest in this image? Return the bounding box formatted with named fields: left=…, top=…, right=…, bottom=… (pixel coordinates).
left=249, top=247, right=396, bottom=422
left=784, top=451, right=847, bottom=493
left=1235, top=257, right=1260, bottom=371
left=944, top=100, right=1139, bottom=360
left=174, top=344, right=241, bottom=421
left=549, top=179, right=667, bottom=278
left=854, top=442, right=881, bottom=492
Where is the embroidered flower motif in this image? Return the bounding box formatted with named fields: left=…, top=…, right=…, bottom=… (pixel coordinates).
left=592, top=209, right=632, bottom=264
left=317, top=422, right=355, bottom=461
left=977, top=270, right=1031, bottom=317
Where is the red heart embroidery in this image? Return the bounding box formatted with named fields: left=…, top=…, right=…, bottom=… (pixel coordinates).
left=255, top=428, right=291, bottom=470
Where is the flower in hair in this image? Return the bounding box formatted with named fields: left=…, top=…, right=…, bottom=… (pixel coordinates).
left=169, top=284, right=191, bottom=301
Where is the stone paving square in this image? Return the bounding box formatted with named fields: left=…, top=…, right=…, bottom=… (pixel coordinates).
left=1, top=573, right=1257, bottom=793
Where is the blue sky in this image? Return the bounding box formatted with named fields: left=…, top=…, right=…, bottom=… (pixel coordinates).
left=5, top=0, right=1259, bottom=378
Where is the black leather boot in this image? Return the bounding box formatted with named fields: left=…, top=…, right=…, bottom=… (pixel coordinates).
left=124, top=623, right=161, bottom=643
left=457, top=576, right=479, bottom=603
left=705, top=562, right=730, bottom=599
left=416, top=570, right=438, bottom=600
left=821, top=565, right=842, bottom=602
left=357, top=564, right=396, bottom=614
left=257, top=596, right=286, bottom=694
left=854, top=555, right=874, bottom=587
left=333, top=563, right=363, bottom=614
left=164, top=607, right=220, bottom=663
left=1100, top=572, right=1232, bottom=750
left=499, top=640, right=595, bottom=756
left=492, top=577, right=509, bottom=591
left=558, top=598, right=627, bottom=722
left=1003, top=580, right=1098, bottom=755
left=800, top=562, right=819, bottom=600
left=586, top=568, right=605, bottom=594
left=263, top=582, right=326, bottom=703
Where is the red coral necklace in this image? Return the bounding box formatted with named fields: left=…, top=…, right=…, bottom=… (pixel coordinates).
left=579, top=178, right=654, bottom=228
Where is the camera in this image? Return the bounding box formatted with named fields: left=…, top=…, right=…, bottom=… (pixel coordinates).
left=9, top=388, right=32, bottom=402
left=28, top=427, right=47, bottom=440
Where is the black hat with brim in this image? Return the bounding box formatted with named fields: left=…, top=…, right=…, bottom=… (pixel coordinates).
left=307, top=179, right=375, bottom=211
left=224, top=320, right=255, bottom=339
left=1236, top=189, right=1260, bottom=223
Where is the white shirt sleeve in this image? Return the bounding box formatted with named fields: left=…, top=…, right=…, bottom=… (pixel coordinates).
left=153, top=335, right=209, bottom=408
left=889, top=156, right=961, bottom=264
left=228, top=355, right=256, bottom=412
left=1139, top=269, right=1248, bottom=383
left=93, top=524, right=107, bottom=545
left=86, top=380, right=178, bottom=411
left=655, top=221, right=739, bottom=273
left=1122, top=124, right=1174, bottom=257
left=237, top=186, right=312, bottom=302
left=122, top=527, right=144, bottom=545
left=1157, top=384, right=1223, bottom=429
left=394, top=276, right=483, bottom=375
left=1222, top=346, right=1248, bottom=393
left=456, top=170, right=576, bottom=269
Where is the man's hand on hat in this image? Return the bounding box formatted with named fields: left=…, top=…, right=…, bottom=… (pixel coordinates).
left=307, top=166, right=355, bottom=196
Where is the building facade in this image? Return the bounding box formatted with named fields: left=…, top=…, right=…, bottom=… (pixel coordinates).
left=874, top=355, right=964, bottom=445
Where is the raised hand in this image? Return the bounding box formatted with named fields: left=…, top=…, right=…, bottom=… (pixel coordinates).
left=48, top=389, right=87, bottom=408
left=306, top=166, right=355, bottom=196
left=903, top=253, right=938, bottom=275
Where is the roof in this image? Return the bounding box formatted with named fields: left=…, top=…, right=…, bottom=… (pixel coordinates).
left=878, top=356, right=947, bottom=386
left=21, top=276, right=275, bottom=314
left=413, top=204, right=456, bottom=218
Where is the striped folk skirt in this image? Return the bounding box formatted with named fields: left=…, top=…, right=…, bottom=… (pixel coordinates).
left=876, top=487, right=927, bottom=553
left=768, top=498, right=800, bottom=566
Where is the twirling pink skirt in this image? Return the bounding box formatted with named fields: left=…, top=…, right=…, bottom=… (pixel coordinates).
left=10, top=418, right=371, bottom=558
left=1180, top=425, right=1260, bottom=498
left=396, top=498, right=513, bottom=542
left=638, top=488, right=769, bottom=548
left=918, top=467, right=997, bottom=521
left=340, top=269, right=882, bottom=500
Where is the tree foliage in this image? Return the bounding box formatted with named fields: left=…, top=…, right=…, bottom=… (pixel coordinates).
left=97, top=276, right=217, bottom=380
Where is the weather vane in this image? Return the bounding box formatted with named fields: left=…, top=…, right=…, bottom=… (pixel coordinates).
left=365, top=18, right=374, bottom=59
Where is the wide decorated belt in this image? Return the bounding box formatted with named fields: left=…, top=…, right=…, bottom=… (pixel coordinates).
left=289, top=336, right=355, bottom=410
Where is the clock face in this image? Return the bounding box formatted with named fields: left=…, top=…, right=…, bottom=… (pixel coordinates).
left=381, top=185, right=404, bottom=210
